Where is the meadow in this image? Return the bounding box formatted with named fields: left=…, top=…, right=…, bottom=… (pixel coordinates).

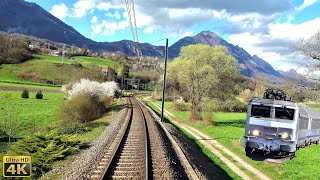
left=0, top=89, right=124, bottom=178
left=146, top=98, right=320, bottom=179
left=0, top=54, right=123, bottom=85
left=34, top=54, right=123, bottom=71
left=0, top=90, right=64, bottom=138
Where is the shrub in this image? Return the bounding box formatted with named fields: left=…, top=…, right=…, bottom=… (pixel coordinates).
left=60, top=79, right=118, bottom=123
left=6, top=133, right=83, bottom=179
left=201, top=112, right=215, bottom=125
left=56, top=123, right=90, bottom=135
left=201, top=98, right=220, bottom=112
left=61, top=93, right=107, bottom=123
left=220, top=99, right=247, bottom=112
left=71, top=60, right=83, bottom=68
left=103, top=96, right=113, bottom=109
left=239, top=89, right=253, bottom=103
left=21, top=89, right=29, bottom=98
left=172, top=101, right=190, bottom=111
left=36, top=90, right=43, bottom=99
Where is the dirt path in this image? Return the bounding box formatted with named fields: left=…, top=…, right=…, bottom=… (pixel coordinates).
left=150, top=102, right=272, bottom=180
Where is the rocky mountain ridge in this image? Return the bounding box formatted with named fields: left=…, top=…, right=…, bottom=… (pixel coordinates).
left=0, top=0, right=283, bottom=81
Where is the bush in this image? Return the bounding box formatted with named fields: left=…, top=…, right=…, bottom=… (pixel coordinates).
left=103, top=96, right=113, bottom=109
left=60, top=79, right=118, bottom=123
left=201, top=112, right=215, bottom=125
left=56, top=123, right=90, bottom=135
left=201, top=98, right=220, bottom=112
left=172, top=101, right=190, bottom=111
left=61, top=93, right=108, bottom=123
left=6, top=133, right=83, bottom=179
left=36, top=90, right=43, bottom=99
left=71, top=60, right=83, bottom=68
left=21, top=89, right=29, bottom=98
left=219, top=99, right=247, bottom=112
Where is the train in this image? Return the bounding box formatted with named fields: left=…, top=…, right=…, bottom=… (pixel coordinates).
left=244, top=89, right=320, bottom=156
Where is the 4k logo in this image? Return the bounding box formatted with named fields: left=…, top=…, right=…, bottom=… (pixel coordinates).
left=3, top=156, right=31, bottom=177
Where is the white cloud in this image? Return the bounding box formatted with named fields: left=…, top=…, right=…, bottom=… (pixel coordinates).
left=268, top=17, right=320, bottom=40
left=72, top=0, right=95, bottom=18
left=91, top=20, right=129, bottom=36
left=106, top=11, right=121, bottom=19
left=91, top=16, right=98, bottom=23
left=181, top=31, right=193, bottom=38
left=228, top=18, right=320, bottom=71
left=296, top=0, right=319, bottom=11
left=143, top=27, right=154, bottom=34
left=50, top=3, right=69, bottom=21
left=71, top=0, right=124, bottom=18
left=114, top=11, right=121, bottom=19
left=96, top=2, right=111, bottom=11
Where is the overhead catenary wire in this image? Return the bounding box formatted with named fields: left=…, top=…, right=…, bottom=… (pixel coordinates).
left=125, top=0, right=142, bottom=59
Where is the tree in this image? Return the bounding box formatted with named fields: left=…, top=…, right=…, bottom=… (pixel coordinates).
left=168, top=44, right=239, bottom=119
left=81, top=44, right=89, bottom=56
left=295, top=30, right=320, bottom=61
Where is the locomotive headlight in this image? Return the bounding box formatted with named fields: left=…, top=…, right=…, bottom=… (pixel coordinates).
left=280, top=132, right=289, bottom=139
left=252, top=129, right=261, bottom=136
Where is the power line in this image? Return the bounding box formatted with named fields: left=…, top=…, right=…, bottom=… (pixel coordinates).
left=125, top=0, right=142, bottom=59
left=149, top=38, right=167, bottom=44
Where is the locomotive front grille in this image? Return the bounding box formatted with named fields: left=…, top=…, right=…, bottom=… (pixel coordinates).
left=264, top=133, right=276, bottom=139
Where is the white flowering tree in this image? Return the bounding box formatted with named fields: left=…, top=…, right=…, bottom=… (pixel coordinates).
left=62, top=79, right=119, bottom=100
left=60, top=79, right=120, bottom=123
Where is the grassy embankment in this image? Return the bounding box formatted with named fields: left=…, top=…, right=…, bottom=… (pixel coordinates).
left=0, top=90, right=124, bottom=178
left=0, top=54, right=125, bottom=178
left=145, top=98, right=320, bottom=179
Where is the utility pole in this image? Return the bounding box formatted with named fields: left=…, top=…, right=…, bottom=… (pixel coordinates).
left=161, top=38, right=168, bottom=122
left=137, top=79, right=140, bottom=94
left=121, top=75, right=124, bottom=97
left=61, top=43, right=65, bottom=64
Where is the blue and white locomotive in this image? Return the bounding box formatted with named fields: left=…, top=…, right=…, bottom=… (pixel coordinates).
left=244, top=89, right=320, bottom=155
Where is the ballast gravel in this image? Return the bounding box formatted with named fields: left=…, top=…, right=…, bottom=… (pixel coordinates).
left=41, top=104, right=128, bottom=180
left=164, top=123, right=227, bottom=180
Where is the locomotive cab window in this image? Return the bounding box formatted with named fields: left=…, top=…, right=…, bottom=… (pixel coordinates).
left=251, top=105, right=271, bottom=118
left=275, top=107, right=294, bottom=120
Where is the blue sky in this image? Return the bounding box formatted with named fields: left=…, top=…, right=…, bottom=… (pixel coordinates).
left=26, top=0, right=320, bottom=73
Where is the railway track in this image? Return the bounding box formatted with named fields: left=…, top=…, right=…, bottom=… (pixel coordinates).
left=91, top=97, right=194, bottom=179
left=91, top=97, right=148, bottom=179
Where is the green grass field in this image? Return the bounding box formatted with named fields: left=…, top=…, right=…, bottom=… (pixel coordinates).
left=0, top=81, right=61, bottom=90
left=34, top=54, right=122, bottom=71
left=0, top=54, right=123, bottom=85
left=0, top=91, right=64, bottom=138
left=0, top=89, right=124, bottom=179
left=146, top=98, right=320, bottom=179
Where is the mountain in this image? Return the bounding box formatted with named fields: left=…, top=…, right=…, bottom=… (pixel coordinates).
left=169, top=31, right=282, bottom=81
left=0, top=0, right=283, bottom=82
left=0, top=0, right=164, bottom=56
left=277, top=69, right=300, bottom=78
left=0, top=0, right=94, bottom=47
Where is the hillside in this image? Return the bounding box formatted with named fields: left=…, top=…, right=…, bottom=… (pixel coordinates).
left=0, top=54, right=122, bottom=85
left=169, top=31, right=283, bottom=82
left=0, top=0, right=284, bottom=82
left=0, top=0, right=95, bottom=48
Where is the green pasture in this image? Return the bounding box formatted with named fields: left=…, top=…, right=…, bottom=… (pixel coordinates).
left=146, top=98, right=320, bottom=180
left=0, top=91, right=64, bottom=138
left=0, top=54, right=123, bottom=85
left=0, top=81, right=61, bottom=90
left=0, top=89, right=124, bottom=179
left=34, top=54, right=122, bottom=71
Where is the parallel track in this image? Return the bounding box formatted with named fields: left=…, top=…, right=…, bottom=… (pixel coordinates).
left=91, top=97, right=149, bottom=180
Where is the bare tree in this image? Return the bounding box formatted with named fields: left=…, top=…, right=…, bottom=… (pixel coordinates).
left=295, top=30, right=320, bottom=61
